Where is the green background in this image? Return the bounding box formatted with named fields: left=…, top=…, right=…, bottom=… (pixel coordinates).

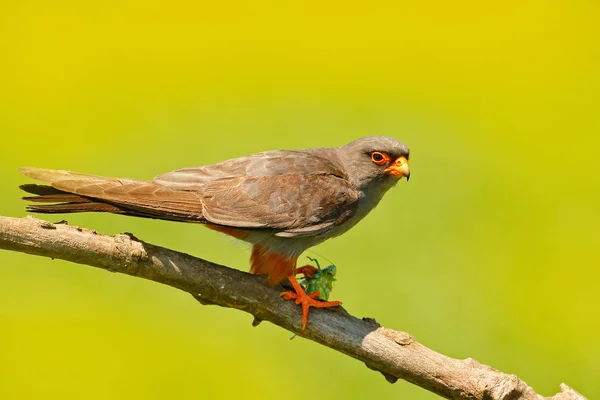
left=1, top=1, right=598, bottom=398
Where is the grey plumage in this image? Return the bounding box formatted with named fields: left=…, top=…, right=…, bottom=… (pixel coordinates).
left=19, top=136, right=409, bottom=241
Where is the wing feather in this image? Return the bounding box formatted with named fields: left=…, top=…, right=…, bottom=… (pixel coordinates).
left=154, top=149, right=346, bottom=188
left=200, top=174, right=359, bottom=237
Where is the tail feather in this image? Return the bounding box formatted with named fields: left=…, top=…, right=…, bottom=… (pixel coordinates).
left=26, top=202, right=125, bottom=214
left=18, top=167, right=108, bottom=185
left=23, top=194, right=92, bottom=203
left=20, top=182, right=126, bottom=214
left=20, top=183, right=67, bottom=196
left=21, top=184, right=93, bottom=203
left=18, top=167, right=206, bottom=222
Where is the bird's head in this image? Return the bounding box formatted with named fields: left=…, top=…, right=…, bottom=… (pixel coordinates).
left=338, top=136, right=410, bottom=190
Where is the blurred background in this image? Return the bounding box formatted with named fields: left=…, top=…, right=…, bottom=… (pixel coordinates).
left=1, top=0, right=598, bottom=399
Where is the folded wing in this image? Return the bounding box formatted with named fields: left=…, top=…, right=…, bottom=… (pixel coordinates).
left=199, top=173, right=359, bottom=237
left=154, top=149, right=346, bottom=188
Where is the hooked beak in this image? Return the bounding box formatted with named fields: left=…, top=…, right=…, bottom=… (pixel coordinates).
left=384, top=156, right=410, bottom=181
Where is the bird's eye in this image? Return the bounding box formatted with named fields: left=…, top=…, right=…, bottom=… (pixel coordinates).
left=370, top=152, right=388, bottom=165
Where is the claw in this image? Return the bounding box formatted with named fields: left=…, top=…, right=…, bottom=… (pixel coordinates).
left=280, top=274, right=341, bottom=329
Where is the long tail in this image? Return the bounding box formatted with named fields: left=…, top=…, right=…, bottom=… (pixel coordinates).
left=21, top=183, right=125, bottom=214
left=19, top=167, right=206, bottom=222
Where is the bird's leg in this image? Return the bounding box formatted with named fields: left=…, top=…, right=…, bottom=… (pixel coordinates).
left=280, top=274, right=341, bottom=330
left=294, top=265, right=319, bottom=279
left=294, top=256, right=322, bottom=279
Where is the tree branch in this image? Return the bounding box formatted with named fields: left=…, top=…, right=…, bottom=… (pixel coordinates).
left=0, top=215, right=586, bottom=400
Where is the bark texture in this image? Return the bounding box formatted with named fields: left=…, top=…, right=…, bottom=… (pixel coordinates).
left=0, top=216, right=586, bottom=400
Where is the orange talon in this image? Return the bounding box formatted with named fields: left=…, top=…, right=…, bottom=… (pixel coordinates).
left=280, top=274, right=342, bottom=329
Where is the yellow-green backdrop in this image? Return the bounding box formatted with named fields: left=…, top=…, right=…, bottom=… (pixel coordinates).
left=1, top=1, right=598, bottom=399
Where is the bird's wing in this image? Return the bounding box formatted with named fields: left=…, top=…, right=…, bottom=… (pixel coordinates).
left=199, top=173, right=359, bottom=237
left=154, top=149, right=347, bottom=188
left=154, top=149, right=358, bottom=236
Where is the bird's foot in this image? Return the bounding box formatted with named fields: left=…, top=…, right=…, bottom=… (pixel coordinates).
left=280, top=274, right=341, bottom=330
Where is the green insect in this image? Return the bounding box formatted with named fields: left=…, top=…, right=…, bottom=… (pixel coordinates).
left=297, top=256, right=337, bottom=301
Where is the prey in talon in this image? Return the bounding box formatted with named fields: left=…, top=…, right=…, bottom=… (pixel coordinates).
left=281, top=256, right=341, bottom=330
left=298, top=257, right=338, bottom=301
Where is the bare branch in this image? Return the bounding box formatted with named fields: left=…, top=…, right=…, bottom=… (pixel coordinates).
left=0, top=215, right=586, bottom=400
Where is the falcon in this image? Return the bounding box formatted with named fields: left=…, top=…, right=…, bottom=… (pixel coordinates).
left=19, top=136, right=410, bottom=328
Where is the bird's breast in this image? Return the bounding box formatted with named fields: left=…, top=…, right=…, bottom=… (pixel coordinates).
left=319, top=184, right=392, bottom=241
left=235, top=183, right=394, bottom=259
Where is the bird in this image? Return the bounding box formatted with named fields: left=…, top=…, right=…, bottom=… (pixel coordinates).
left=18, top=136, right=410, bottom=329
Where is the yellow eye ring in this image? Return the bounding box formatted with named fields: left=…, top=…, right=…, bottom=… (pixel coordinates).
left=371, top=152, right=389, bottom=165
